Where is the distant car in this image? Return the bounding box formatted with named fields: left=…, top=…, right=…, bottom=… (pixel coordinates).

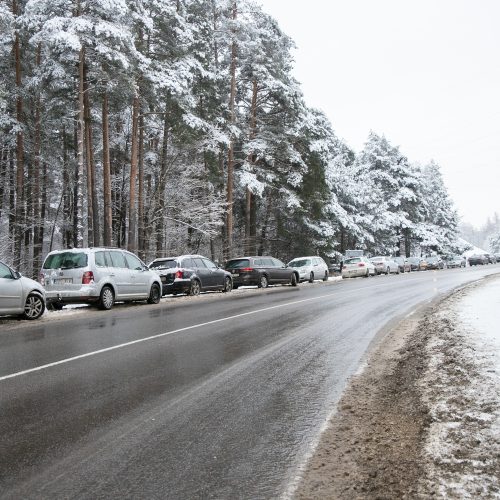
left=446, top=255, right=466, bottom=268
left=425, top=256, right=445, bottom=270
left=484, top=253, right=497, bottom=264
left=341, top=256, right=376, bottom=278
left=149, top=255, right=232, bottom=296
left=225, top=256, right=299, bottom=288
left=392, top=256, right=411, bottom=273
left=495, top=253, right=500, bottom=262
left=468, top=254, right=488, bottom=266
left=406, top=257, right=425, bottom=271
left=287, top=256, right=329, bottom=283
left=369, top=256, right=400, bottom=275
left=40, top=247, right=162, bottom=310
left=0, top=260, right=46, bottom=320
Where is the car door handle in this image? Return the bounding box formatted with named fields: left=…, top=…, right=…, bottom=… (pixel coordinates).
left=109, top=273, right=115, bottom=277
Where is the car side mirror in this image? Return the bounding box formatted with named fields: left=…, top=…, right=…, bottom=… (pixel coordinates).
left=14, top=271, right=21, bottom=279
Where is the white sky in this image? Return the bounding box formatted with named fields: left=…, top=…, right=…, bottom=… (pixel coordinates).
left=258, top=0, right=500, bottom=228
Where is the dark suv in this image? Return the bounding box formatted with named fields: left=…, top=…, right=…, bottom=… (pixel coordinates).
left=149, top=255, right=233, bottom=296
left=225, top=256, right=299, bottom=288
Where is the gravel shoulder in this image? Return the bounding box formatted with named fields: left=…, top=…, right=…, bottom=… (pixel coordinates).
left=295, top=276, right=500, bottom=499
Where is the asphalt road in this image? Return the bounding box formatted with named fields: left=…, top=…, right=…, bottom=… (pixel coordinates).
left=1, top=265, right=499, bottom=499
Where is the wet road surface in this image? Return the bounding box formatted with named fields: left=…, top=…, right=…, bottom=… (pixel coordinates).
left=1, top=265, right=499, bottom=498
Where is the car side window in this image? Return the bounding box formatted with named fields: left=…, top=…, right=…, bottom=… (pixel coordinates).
left=253, top=259, right=263, bottom=266
left=125, top=253, right=144, bottom=271
left=202, top=258, right=217, bottom=269
left=0, top=262, right=13, bottom=279
left=109, top=251, right=127, bottom=268
left=95, top=251, right=107, bottom=267
left=182, top=258, right=194, bottom=268
left=261, top=258, right=274, bottom=266
left=192, top=258, right=206, bottom=268
left=273, top=258, right=285, bottom=267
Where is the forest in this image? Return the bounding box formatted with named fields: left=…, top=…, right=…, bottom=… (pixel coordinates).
left=0, top=0, right=461, bottom=278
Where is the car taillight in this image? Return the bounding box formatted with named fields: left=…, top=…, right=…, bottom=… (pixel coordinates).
left=358, top=263, right=365, bottom=267
left=241, top=267, right=254, bottom=272
left=175, top=270, right=184, bottom=279
left=39, top=273, right=45, bottom=286
left=82, top=271, right=94, bottom=284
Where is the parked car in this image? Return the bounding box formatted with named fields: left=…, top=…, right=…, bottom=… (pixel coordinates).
left=392, top=256, right=411, bottom=273
left=406, top=257, right=425, bottom=271
left=149, top=255, right=232, bottom=296
left=484, top=253, right=497, bottom=264
left=495, top=253, right=500, bottom=262
left=446, top=255, right=466, bottom=268
left=0, top=260, right=46, bottom=320
left=425, top=256, right=445, bottom=270
left=468, top=254, right=488, bottom=266
left=287, top=256, right=329, bottom=283
left=369, top=256, right=400, bottom=275
left=40, top=248, right=162, bottom=310
left=225, top=256, right=299, bottom=288
left=341, top=256, right=376, bottom=278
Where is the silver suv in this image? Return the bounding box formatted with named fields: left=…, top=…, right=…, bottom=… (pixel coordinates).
left=40, top=248, right=162, bottom=310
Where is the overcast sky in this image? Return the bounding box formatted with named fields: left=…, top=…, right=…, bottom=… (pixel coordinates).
left=258, top=0, right=500, bottom=228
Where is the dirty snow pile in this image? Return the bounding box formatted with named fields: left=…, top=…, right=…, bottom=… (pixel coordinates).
left=420, top=278, right=500, bottom=498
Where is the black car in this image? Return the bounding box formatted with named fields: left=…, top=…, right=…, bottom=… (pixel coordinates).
left=149, top=254, right=233, bottom=296
left=425, top=256, right=445, bottom=270
left=406, top=257, right=424, bottom=271
left=225, top=256, right=299, bottom=288
left=468, top=254, right=488, bottom=266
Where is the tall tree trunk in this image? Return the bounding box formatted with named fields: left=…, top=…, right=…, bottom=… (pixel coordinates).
left=62, top=128, right=72, bottom=248
left=0, top=148, right=7, bottom=219
left=9, top=151, right=16, bottom=246
left=13, top=0, right=24, bottom=268
left=33, top=44, right=43, bottom=277
left=138, top=112, right=145, bottom=260
left=102, top=82, right=112, bottom=246
left=225, top=1, right=237, bottom=260
left=127, top=91, right=140, bottom=253
left=75, top=42, right=85, bottom=246
left=155, top=105, right=169, bottom=254
left=245, top=78, right=258, bottom=254
left=84, top=63, right=99, bottom=246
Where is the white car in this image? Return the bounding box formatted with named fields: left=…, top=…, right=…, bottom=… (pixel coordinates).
left=287, top=256, right=329, bottom=283
left=341, top=256, right=376, bottom=278
left=40, top=247, right=162, bottom=310
left=0, top=260, right=46, bottom=320
left=370, top=256, right=400, bottom=275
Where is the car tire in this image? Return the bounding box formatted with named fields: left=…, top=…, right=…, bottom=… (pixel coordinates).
left=233, top=285, right=239, bottom=289
left=290, top=273, right=298, bottom=286
left=23, top=293, right=45, bottom=320
left=222, top=276, right=232, bottom=293
left=99, top=285, right=115, bottom=310
left=258, top=275, right=268, bottom=288
left=189, top=280, right=201, bottom=296
left=386, top=267, right=390, bottom=275
left=47, top=302, right=63, bottom=311
left=308, top=272, right=314, bottom=283
left=397, top=267, right=400, bottom=274
left=147, top=283, right=161, bottom=304
left=323, top=271, right=328, bottom=281
left=364, top=269, right=369, bottom=277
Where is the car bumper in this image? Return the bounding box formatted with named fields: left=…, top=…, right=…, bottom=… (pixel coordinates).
left=45, top=286, right=100, bottom=304
left=161, top=278, right=192, bottom=295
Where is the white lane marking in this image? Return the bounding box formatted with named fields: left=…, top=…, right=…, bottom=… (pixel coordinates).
left=0, top=276, right=441, bottom=382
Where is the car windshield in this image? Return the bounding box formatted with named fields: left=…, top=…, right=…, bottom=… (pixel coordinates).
left=43, top=252, right=87, bottom=270
left=226, top=259, right=250, bottom=269
left=150, top=259, right=177, bottom=270
left=426, top=256, right=438, bottom=262
left=288, top=259, right=311, bottom=267
left=371, top=257, right=384, bottom=262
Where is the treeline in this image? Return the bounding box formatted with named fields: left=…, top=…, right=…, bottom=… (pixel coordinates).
left=0, top=0, right=460, bottom=278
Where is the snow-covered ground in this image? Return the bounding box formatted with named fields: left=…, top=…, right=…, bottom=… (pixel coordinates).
left=421, top=277, right=500, bottom=498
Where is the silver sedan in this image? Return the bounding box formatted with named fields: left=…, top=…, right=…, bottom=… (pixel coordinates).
left=0, top=260, right=46, bottom=319
left=369, top=256, right=400, bottom=275
left=341, top=257, right=376, bottom=278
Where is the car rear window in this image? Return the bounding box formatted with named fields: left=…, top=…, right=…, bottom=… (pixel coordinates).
left=344, top=258, right=361, bottom=264
left=150, top=259, right=177, bottom=270
left=226, top=259, right=250, bottom=269
left=43, top=252, right=87, bottom=270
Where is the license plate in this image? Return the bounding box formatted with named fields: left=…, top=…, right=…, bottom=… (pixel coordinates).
left=55, top=278, right=73, bottom=284
left=232, top=272, right=239, bottom=276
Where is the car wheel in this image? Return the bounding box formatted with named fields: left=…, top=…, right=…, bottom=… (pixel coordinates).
left=233, top=285, right=239, bottom=289
left=308, top=272, right=314, bottom=283
left=323, top=271, right=328, bottom=281
left=258, top=275, right=268, bottom=288
left=386, top=267, right=390, bottom=275
left=24, top=293, right=45, bottom=320
left=99, top=285, right=115, bottom=310
left=397, top=267, right=400, bottom=274
left=147, top=283, right=161, bottom=304
left=290, top=273, right=298, bottom=286
left=189, top=280, right=201, bottom=296
left=364, top=269, right=369, bottom=277
left=222, top=276, right=232, bottom=293
left=47, top=302, right=63, bottom=311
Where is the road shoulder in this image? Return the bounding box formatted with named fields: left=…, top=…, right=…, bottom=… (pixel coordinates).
left=294, top=275, right=500, bottom=499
